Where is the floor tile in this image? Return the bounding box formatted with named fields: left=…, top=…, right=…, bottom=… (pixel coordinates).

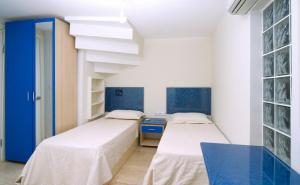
left=0, top=161, right=24, bottom=185
left=111, top=146, right=156, bottom=185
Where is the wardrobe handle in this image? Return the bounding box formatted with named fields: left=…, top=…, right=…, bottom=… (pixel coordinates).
left=32, top=91, right=35, bottom=102
left=27, top=92, right=30, bottom=101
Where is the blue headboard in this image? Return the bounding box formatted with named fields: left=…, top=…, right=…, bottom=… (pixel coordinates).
left=105, top=87, right=144, bottom=112
left=167, top=87, right=211, bottom=115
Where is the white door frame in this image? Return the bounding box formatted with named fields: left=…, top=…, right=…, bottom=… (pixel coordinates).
left=291, top=0, right=300, bottom=173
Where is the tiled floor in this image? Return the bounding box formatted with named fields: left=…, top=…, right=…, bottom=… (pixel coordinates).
left=0, top=146, right=156, bottom=185
left=0, top=161, right=24, bottom=185
left=110, top=146, right=156, bottom=185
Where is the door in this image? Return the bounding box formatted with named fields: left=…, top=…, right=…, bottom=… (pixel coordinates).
left=5, top=20, right=35, bottom=163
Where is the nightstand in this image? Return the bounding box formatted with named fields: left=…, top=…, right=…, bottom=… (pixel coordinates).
left=140, top=118, right=166, bottom=147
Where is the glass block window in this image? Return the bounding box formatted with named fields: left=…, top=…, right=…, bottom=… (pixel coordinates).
left=262, top=0, right=291, bottom=165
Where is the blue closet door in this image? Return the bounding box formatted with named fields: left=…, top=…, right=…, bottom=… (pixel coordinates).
left=5, top=20, right=35, bottom=163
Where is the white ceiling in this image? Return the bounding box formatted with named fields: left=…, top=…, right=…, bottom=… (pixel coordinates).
left=0, top=0, right=228, bottom=38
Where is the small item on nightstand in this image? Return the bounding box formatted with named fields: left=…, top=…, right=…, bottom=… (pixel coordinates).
left=140, top=118, right=166, bottom=147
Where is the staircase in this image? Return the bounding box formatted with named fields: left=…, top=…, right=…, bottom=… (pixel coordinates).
left=65, top=16, right=143, bottom=74
left=65, top=16, right=144, bottom=124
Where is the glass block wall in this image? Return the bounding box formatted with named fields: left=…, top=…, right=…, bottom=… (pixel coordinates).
left=262, top=0, right=291, bottom=165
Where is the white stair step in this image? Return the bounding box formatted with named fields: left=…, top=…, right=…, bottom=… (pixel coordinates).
left=75, top=36, right=140, bottom=55
left=86, top=50, right=140, bottom=66
left=66, top=16, right=144, bottom=46
left=93, top=63, right=124, bottom=74
left=65, top=16, right=144, bottom=75
left=65, top=16, right=131, bottom=28
left=69, top=23, right=134, bottom=40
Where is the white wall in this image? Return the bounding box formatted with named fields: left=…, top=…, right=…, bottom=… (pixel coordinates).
left=249, top=11, right=263, bottom=146
left=105, top=37, right=212, bottom=116
left=249, top=0, right=268, bottom=146
left=212, top=12, right=251, bottom=145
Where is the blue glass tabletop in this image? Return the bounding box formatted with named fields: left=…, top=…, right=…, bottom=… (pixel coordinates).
left=200, top=142, right=300, bottom=185
left=142, top=118, right=166, bottom=125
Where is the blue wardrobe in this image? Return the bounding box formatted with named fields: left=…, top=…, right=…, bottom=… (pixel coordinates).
left=5, top=18, right=77, bottom=163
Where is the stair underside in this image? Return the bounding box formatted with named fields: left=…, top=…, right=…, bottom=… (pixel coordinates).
left=65, top=16, right=143, bottom=74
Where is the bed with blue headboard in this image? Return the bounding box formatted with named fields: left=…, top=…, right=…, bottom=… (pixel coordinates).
left=143, top=87, right=228, bottom=185
left=167, top=87, right=211, bottom=115
left=19, top=87, right=145, bottom=185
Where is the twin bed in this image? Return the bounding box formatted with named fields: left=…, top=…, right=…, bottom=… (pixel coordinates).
left=18, top=87, right=145, bottom=185
left=18, top=87, right=228, bottom=185
left=143, top=88, right=228, bottom=185
left=143, top=118, right=228, bottom=185
left=18, top=117, right=141, bottom=185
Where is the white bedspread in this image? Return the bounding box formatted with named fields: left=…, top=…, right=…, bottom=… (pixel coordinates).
left=143, top=123, right=228, bottom=185
left=18, top=118, right=138, bottom=185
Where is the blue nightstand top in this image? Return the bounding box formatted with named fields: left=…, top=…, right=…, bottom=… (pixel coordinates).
left=142, top=118, right=166, bottom=125
left=200, top=142, right=300, bottom=185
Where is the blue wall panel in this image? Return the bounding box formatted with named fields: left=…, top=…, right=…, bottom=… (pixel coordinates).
left=105, top=87, right=144, bottom=112
left=167, top=87, right=211, bottom=115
